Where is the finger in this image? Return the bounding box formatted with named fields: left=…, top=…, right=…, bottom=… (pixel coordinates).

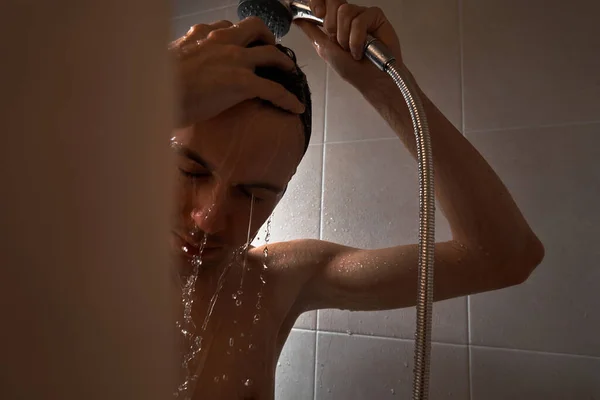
left=239, top=72, right=306, bottom=114
left=323, top=0, right=347, bottom=36
left=209, top=16, right=275, bottom=47
left=337, top=4, right=363, bottom=52
left=309, top=0, right=326, bottom=18
left=242, top=46, right=296, bottom=71
left=349, top=7, right=386, bottom=60
left=182, top=21, right=233, bottom=42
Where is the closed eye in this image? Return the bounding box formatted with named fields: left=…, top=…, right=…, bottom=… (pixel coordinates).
left=178, top=168, right=210, bottom=180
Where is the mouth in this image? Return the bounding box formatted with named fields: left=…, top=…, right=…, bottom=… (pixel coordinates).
left=171, top=231, right=223, bottom=260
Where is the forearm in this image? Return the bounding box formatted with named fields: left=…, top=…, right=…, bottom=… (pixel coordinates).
left=360, top=68, right=542, bottom=260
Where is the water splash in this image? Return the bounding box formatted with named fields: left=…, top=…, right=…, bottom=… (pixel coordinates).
left=175, top=233, right=208, bottom=399
left=202, top=258, right=235, bottom=331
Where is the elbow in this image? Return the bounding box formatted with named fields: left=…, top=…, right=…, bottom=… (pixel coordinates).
left=501, top=237, right=546, bottom=287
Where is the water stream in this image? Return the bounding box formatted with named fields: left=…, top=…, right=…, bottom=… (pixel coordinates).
left=174, top=194, right=274, bottom=398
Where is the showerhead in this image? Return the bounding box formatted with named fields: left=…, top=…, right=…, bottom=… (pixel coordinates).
left=238, top=0, right=294, bottom=39
left=238, top=0, right=395, bottom=71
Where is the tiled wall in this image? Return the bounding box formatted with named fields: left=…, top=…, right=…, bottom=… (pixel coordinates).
left=172, top=0, right=600, bottom=398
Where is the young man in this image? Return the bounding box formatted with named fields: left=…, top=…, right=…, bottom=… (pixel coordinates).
left=169, top=2, right=544, bottom=399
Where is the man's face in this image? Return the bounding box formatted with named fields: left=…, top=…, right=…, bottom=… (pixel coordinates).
left=171, top=100, right=305, bottom=268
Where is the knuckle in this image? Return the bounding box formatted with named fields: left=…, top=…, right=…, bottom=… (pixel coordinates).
left=206, top=28, right=225, bottom=41
left=245, top=16, right=267, bottom=28
left=215, top=19, right=233, bottom=27
left=186, top=24, right=208, bottom=37
left=338, top=3, right=352, bottom=15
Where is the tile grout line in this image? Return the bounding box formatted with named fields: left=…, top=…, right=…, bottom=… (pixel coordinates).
left=457, top=0, right=474, bottom=397
left=292, top=327, right=600, bottom=360
left=466, top=119, right=600, bottom=135
left=313, top=64, right=330, bottom=400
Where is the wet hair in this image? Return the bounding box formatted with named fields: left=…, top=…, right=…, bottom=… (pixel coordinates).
left=252, top=43, right=312, bottom=155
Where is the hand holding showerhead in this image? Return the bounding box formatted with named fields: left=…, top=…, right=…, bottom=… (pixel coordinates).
left=238, top=0, right=397, bottom=72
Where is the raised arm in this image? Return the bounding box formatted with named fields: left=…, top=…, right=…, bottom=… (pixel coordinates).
left=284, top=2, right=544, bottom=312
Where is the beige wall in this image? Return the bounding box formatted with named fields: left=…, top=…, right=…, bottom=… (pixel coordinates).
left=1, top=1, right=178, bottom=398
left=170, top=0, right=600, bottom=399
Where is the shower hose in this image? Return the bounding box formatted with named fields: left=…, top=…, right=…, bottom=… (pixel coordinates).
left=300, top=17, right=436, bottom=400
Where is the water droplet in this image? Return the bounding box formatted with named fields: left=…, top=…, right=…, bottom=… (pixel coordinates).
left=236, top=299, right=243, bottom=307
left=391, top=388, right=396, bottom=395
left=403, top=362, right=409, bottom=368
left=244, top=378, right=253, bottom=387
left=327, top=388, right=332, bottom=393
left=214, top=376, right=220, bottom=383
left=248, top=343, right=255, bottom=350
left=222, top=374, right=228, bottom=381
left=240, top=332, right=245, bottom=337
left=256, top=303, right=262, bottom=310
left=277, top=362, right=282, bottom=367
left=253, top=314, right=261, bottom=324
left=345, top=330, right=353, bottom=335
left=232, top=293, right=237, bottom=300
left=229, top=337, right=234, bottom=347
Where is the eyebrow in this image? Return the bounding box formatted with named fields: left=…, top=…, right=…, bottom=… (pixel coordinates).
left=173, top=144, right=285, bottom=194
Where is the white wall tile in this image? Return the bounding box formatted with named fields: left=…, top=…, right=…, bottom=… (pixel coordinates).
left=468, top=123, right=600, bottom=357
left=471, top=346, right=600, bottom=400
left=319, top=297, right=467, bottom=345
left=463, top=0, right=600, bottom=132
left=173, top=0, right=237, bottom=18
left=276, top=329, right=316, bottom=399
left=315, top=332, right=469, bottom=399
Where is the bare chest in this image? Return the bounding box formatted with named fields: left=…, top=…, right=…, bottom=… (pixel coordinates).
left=182, top=259, right=304, bottom=400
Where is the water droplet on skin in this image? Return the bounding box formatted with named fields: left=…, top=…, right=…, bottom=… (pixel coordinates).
left=222, top=374, right=228, bottom=381
left=229, top=337, right=234, bottom=347
left=236, top=299, right=243, bottom=306
left=232, top=293, right=237, bottom=300
left=253, top=314, right=261, bottom=324
left=391, top=388, right=396, bottom=395
left=244, top=379, right=253, bottom=387
left=214, top=376, right=220, bottom=383
left=248, top=343, right=255, bottom=350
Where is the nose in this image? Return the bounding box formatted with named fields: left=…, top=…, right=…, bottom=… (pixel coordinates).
left=190, top=185, right=230, bottom=235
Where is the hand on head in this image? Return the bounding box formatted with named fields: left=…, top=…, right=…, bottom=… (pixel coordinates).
left=170, top=17, right=305, bottom=127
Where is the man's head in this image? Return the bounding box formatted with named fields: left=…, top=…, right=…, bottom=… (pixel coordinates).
left=172, top=44, right=311, bottom=266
